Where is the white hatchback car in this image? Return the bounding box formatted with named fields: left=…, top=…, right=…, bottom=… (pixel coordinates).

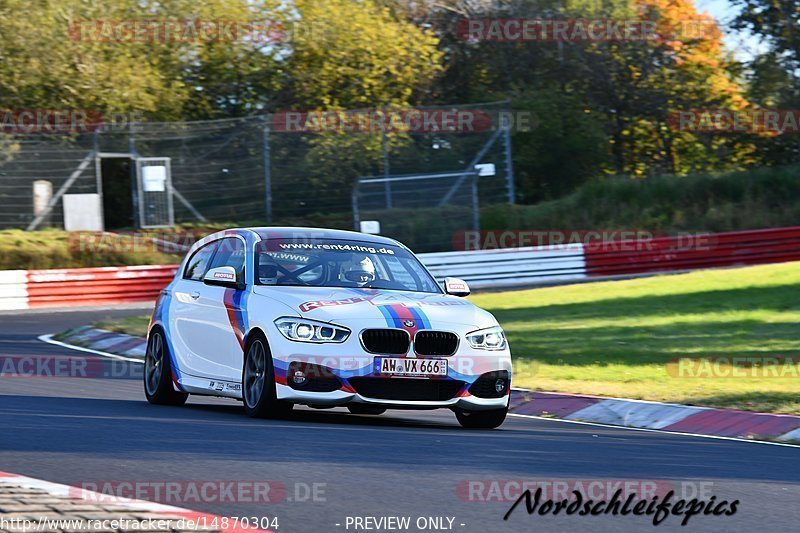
left=145, top=227, right=512, bottom=428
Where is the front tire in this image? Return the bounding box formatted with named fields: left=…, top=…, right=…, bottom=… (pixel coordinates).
left=242, top=333, right=293, bottom=419
left=144, top=328, right=188, bottom=406
left=455, top=407, right=507, bottom=429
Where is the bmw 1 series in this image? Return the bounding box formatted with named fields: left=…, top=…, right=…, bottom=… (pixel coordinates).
left=144, top=227, right=512, bottom=428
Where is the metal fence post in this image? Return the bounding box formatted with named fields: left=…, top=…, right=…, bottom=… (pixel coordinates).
left=381, top=108, right=392, bottom=209
left=129, top=123, right=140, bottom=228
left=93, top=130, right=105, bottom=231
left=503, top=102, right=516, bottom=204
left=352, top=183, right=361, bottom=231
left=471, top=174, right=480, bottom=231
left=263, top=118, right=272, bottom=224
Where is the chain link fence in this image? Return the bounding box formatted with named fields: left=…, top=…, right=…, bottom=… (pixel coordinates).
left=0, top=101, right=514, bottom=251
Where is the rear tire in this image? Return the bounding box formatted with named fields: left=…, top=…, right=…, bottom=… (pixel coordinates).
left=242, top=333, right=293, bottom=419
left=347, top=405, right=386, bottom=415
left=144, top=328, right=188, bottom=406
left=455, top=407, right=507, bottom=429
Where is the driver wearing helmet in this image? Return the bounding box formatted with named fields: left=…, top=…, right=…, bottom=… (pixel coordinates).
left=341, top=255, right=376, bottom=287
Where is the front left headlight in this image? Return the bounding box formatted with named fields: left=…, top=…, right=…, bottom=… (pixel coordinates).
left=274, top=317, right=350, bottom=343
left=466, top=326, right=507, bottom=351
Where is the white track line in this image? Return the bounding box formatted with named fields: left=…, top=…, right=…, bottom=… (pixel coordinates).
left=38, top=333, right=144, bottom=363
left=509, top=413, right=800, bottom=449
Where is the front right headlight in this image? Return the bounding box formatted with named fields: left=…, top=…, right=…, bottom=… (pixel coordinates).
left=465, top=326, right=507, bottom=351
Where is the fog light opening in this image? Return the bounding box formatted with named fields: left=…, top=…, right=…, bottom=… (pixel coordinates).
left=293, top=370, right=307, bottom=385
left=494, top=379, right=505, bottom=394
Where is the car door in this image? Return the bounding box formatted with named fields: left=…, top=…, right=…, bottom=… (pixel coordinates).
left=190, top=236, right=248, bottom=381
left=170, top=240, right=222, bottom=378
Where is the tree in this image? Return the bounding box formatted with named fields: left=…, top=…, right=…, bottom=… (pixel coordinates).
left=0, top=0, right=186, bottom=119
left=0, top=0, right=292, bottom=120
left=271, top=0, right=444, bottom=214
left=283, top=0, right=442, bottom=109
left=414, top=0, right=754, bottom=196
left=732, top=0, right=800, bottom=71
left=732, top=0, right=800, bottom=166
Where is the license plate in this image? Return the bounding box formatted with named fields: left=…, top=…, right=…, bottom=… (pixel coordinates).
left=374, top=357, right=448, bottom=377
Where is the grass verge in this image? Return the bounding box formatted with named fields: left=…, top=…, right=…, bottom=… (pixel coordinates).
left=94, top=315, right=151, bottom=338
left=470, top=262, right=800, bottom=415
left=0, top=229, right=183, bottom=270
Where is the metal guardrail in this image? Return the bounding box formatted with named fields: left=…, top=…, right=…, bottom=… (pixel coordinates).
left=424, top=226, right=800, bottom=288
left=583, top=226, right=800, bottom=276
left=419, top=243, right=587, bottom=289
left=1, top=226, right=799, bottom=310
left=0, top=265, right=177, bottom=310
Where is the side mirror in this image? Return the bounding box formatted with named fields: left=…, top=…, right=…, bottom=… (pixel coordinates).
left=443, top=277, right=470, bottom=297
left=203, top=266, right=243, bottom=289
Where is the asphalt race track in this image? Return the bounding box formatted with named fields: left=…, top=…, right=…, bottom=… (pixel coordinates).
left=1, top=309, right=798, bottom=532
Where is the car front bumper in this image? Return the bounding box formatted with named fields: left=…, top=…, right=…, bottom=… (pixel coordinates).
left=270, top=341, right=512, bottom=411
left=275, top=385, right=510, bottom=410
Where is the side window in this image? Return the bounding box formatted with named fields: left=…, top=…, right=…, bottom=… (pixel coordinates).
left=208, top=238, right=246, bottom=283
left=402, top=257, right=439, bottom=293
left=382, top=255, right=416, bottom=290
left=183, top=241, right=219, bottom=281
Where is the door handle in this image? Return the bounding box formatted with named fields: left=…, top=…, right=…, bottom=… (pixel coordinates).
left=190, top=291, right=200, bottom=300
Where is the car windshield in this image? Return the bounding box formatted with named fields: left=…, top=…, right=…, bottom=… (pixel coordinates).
left=254, top=238, right=441, bottom=293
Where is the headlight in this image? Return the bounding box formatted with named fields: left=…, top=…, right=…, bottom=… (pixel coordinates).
left=466, top=326, right=507, bottom=351
left=274, top=317, right=350, bottom=343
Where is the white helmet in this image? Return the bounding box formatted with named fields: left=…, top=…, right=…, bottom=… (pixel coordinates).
left=342, top=255, right=376, bottom=286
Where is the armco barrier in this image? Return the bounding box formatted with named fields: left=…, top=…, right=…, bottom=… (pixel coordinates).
left=0, top=265, right=178, bottom=310
left=0, top=226, right=799, bottom=310
left=583, top=226, right=800, bottom=276
left=421, top=243, right=587, bottom=289
left=426, top=226, right=800, bottom=288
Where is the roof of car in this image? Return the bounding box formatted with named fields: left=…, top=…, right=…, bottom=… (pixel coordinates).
left=245, top=227, right=403, bottom=247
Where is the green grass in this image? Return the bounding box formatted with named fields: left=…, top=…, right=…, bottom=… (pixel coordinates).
left=94, top=315, right=151, bottom=338
left=0, top=229, right=183, bottom=270
left=469, top=262, right=800, bottom=414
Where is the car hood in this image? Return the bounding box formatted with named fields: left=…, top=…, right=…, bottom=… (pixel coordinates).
left=251, top=286, right=496, bottom=329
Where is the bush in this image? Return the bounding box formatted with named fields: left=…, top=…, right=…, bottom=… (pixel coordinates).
left=0, top=229, right=182, bottom=270
left=481, top=165, right=800, bottom=233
